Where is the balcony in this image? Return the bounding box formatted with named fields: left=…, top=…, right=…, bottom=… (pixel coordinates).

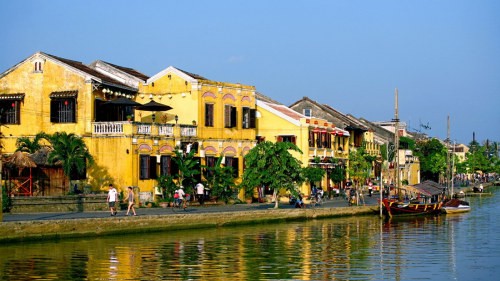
left=92, top=122, right=197, bottom=138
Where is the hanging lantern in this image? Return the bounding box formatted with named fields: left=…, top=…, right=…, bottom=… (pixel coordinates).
left=11, top=102, right=15, bottom=107
left=64, top=100, right=68, bottom=106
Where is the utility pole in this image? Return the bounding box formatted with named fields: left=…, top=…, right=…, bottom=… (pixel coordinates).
left=446, top=115, right=451, bottom=197
left=393, top=88, right=401, bottom=200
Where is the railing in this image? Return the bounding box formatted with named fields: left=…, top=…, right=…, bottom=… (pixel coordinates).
left=93, top=122, right=125, bottom=135
left=158, top=124, right=174, bottom=136
left=92, top=122, right=197, bottom=138
left=137, top=124, right=152, bottom=135
left=180, top=125, right=197, bottom=137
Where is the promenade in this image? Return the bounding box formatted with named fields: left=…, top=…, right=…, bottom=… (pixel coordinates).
left=3, top=194, right=379, bottom=222
left=0, top=195, right=381, bottom=243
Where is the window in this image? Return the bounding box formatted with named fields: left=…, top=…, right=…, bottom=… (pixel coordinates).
left=34, top=61, right=43, bottom=73
left=205, top=156, right=218, bottom=178
left=160, top=155, right=172, bottom=176
left=50, top=91, right=77, bottom=123
left=224, top=105, right=237, bottom=128
left=277, top=135, right=296, bottom=144
left=205, top=103, right=214, bottom=127
left=140, top=155, right=157, bottom=179
left=225, top=156, right=239, bottom=178
left=0, top=98, right=21, bottom=124
left=304, top=108, right=312, bottom=117
left=242, top=107, right=256, bottom=129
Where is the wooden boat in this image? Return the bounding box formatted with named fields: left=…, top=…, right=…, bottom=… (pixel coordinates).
left=382, top=198, right=443, bottom=218
left=464, top=192, right=492, bottom=197
left=441, top=198, right=471, bottom=214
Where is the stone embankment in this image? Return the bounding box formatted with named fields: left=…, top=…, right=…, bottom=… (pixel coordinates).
left=0, top=205, right=378, bottom=243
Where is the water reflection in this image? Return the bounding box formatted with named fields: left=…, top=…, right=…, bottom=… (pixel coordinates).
left=1, top=187, right=498, bottom=280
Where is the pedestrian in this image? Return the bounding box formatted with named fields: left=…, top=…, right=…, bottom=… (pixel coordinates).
left=124, top=186, right=137, bottom=216
left=107, top=184, right=118, bottom=216
left=195, top=182, right=205, bottom=205
left=368, top=181, right=373, bottom=197
left=176, top=186, right=187, bottom=210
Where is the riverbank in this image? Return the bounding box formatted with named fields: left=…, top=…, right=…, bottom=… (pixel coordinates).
left=0, top=204, right=378, bottom=243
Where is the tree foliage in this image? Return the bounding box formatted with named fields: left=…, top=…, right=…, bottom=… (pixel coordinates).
left=171, top=148, right=200, bottom=189
left=347, top=147, right=371, bottom=188
left=302, top=166, right=325, bottom=186
left=203, top=156, right=236, bottom=203
left=241, top=141, right=304, bottom=208
left=414, top=138, right=447, bottom=182
left=329, top=163, right=346, bottom=187
left=15, top=132, right=49, bottom=153
left=47, top=132, right=94, bottom=181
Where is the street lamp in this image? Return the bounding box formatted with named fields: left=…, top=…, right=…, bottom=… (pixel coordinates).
left=174, top=115, right=178, bottom=125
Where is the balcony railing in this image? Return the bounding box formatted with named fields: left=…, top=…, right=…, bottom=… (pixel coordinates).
left=136, top=124, right=151, bottom=135
left=92, top=122, right=197, bottom=138
left=93, top=122, right=126, bottom=135
left=159, top=124, right=174, bottom=136
left=180, top=125, right=197, bottom=137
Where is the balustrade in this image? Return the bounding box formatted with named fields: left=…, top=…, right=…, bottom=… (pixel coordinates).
left=93, top=122, right=125, bottom=135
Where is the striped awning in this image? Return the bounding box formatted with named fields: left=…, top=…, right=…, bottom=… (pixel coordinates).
left=49, top=90, right=78, bottom=98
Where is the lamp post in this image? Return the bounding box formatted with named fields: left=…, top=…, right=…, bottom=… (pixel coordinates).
left=174, top=115, right=178, bottom=125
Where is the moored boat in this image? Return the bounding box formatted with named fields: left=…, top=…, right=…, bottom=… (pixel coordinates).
left=464, top=192, right=492, bottom=197
left=382, top=198, right=443, bottom=218
left=441, top=198, right=471, bottom=214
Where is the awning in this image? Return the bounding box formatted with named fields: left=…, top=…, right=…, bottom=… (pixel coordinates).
left=0, top=93, right=25, bottom=100
left=412, top=180, right=444, bottom=196
left=49, top=91, right=78, bottom=98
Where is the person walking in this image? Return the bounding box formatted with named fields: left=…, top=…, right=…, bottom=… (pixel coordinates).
left=175, top=186, right=187, bottom=210
left=124, top=186, right=137, bottom=216
left=195, top=182, right=205, bottom=205
left=107, top=184, right=118, bottom=216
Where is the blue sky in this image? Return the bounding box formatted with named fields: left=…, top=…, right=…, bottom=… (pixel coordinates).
left=1, top=0, right=499, bottom=145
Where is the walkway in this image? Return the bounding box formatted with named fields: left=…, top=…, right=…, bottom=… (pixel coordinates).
left=3, top=194, right=381, bottom=222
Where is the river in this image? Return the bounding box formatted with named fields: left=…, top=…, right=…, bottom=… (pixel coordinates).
left=1, top=186, right=498, bottom=281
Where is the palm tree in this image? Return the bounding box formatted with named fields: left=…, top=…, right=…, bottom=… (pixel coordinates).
left=15, top=132, right=49, bottom=153
left=47, top=132, right=94, bottom=189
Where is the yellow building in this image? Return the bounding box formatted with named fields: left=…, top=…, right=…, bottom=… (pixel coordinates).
left=256, top=94, right=350, bottom=196
left=0, top=52, right=256, bottom=199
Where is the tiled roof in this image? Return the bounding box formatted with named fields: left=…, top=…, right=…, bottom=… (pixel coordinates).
left=264, top=102, right=304, bottom=120
left=175, top=67, right=208, bottom=80
left=41, top=52, right=135, bottom=90
left=98, top=60, right=150, bottom=81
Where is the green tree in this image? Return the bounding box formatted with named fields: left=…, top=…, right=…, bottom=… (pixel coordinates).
left=302, top=157, right=326, bottom=191
left=347, top=147, right=371, bottom=188
left=15, top=132, right=49, bottom=153
left=329, top=161, right=346, bottom=189
left=414, top=138, right=447, bottom=182
left=47, top=132, right=94, bottom=189
left=203, top=156, right=236, bottom=203
left=241, top=141, right=304, bottom=209
left=171, top=148, right=200, bottom=189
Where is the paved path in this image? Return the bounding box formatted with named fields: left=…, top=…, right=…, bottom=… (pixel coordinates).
left=3, top=193, right=381, bottom=222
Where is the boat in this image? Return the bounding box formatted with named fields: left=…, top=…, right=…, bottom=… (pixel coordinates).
left=441, top=198, right=471, bottom=214
left=464, top=192, right=493, bottom=197
left=382, top=198, right=443, bottom=218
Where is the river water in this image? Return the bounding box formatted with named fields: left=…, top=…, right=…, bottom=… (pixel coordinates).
left=1, top=186, right=498, bottom=281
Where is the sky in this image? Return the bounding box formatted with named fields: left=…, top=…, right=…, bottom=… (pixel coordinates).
left=1, top=0, right=499, bottom=145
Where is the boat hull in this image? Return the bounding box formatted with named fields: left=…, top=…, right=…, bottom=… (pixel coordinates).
left=464, top=192, right=492, bottom=197
left=441, top=206, right=471, bottom=214
left=382, top=199, right=443, bottom=218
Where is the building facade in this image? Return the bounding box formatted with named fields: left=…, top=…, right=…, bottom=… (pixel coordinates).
left=0, top=52, right=257, bottom=198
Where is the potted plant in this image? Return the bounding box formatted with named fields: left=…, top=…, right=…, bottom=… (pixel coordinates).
left=126, top=115, right=133, bottom=121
